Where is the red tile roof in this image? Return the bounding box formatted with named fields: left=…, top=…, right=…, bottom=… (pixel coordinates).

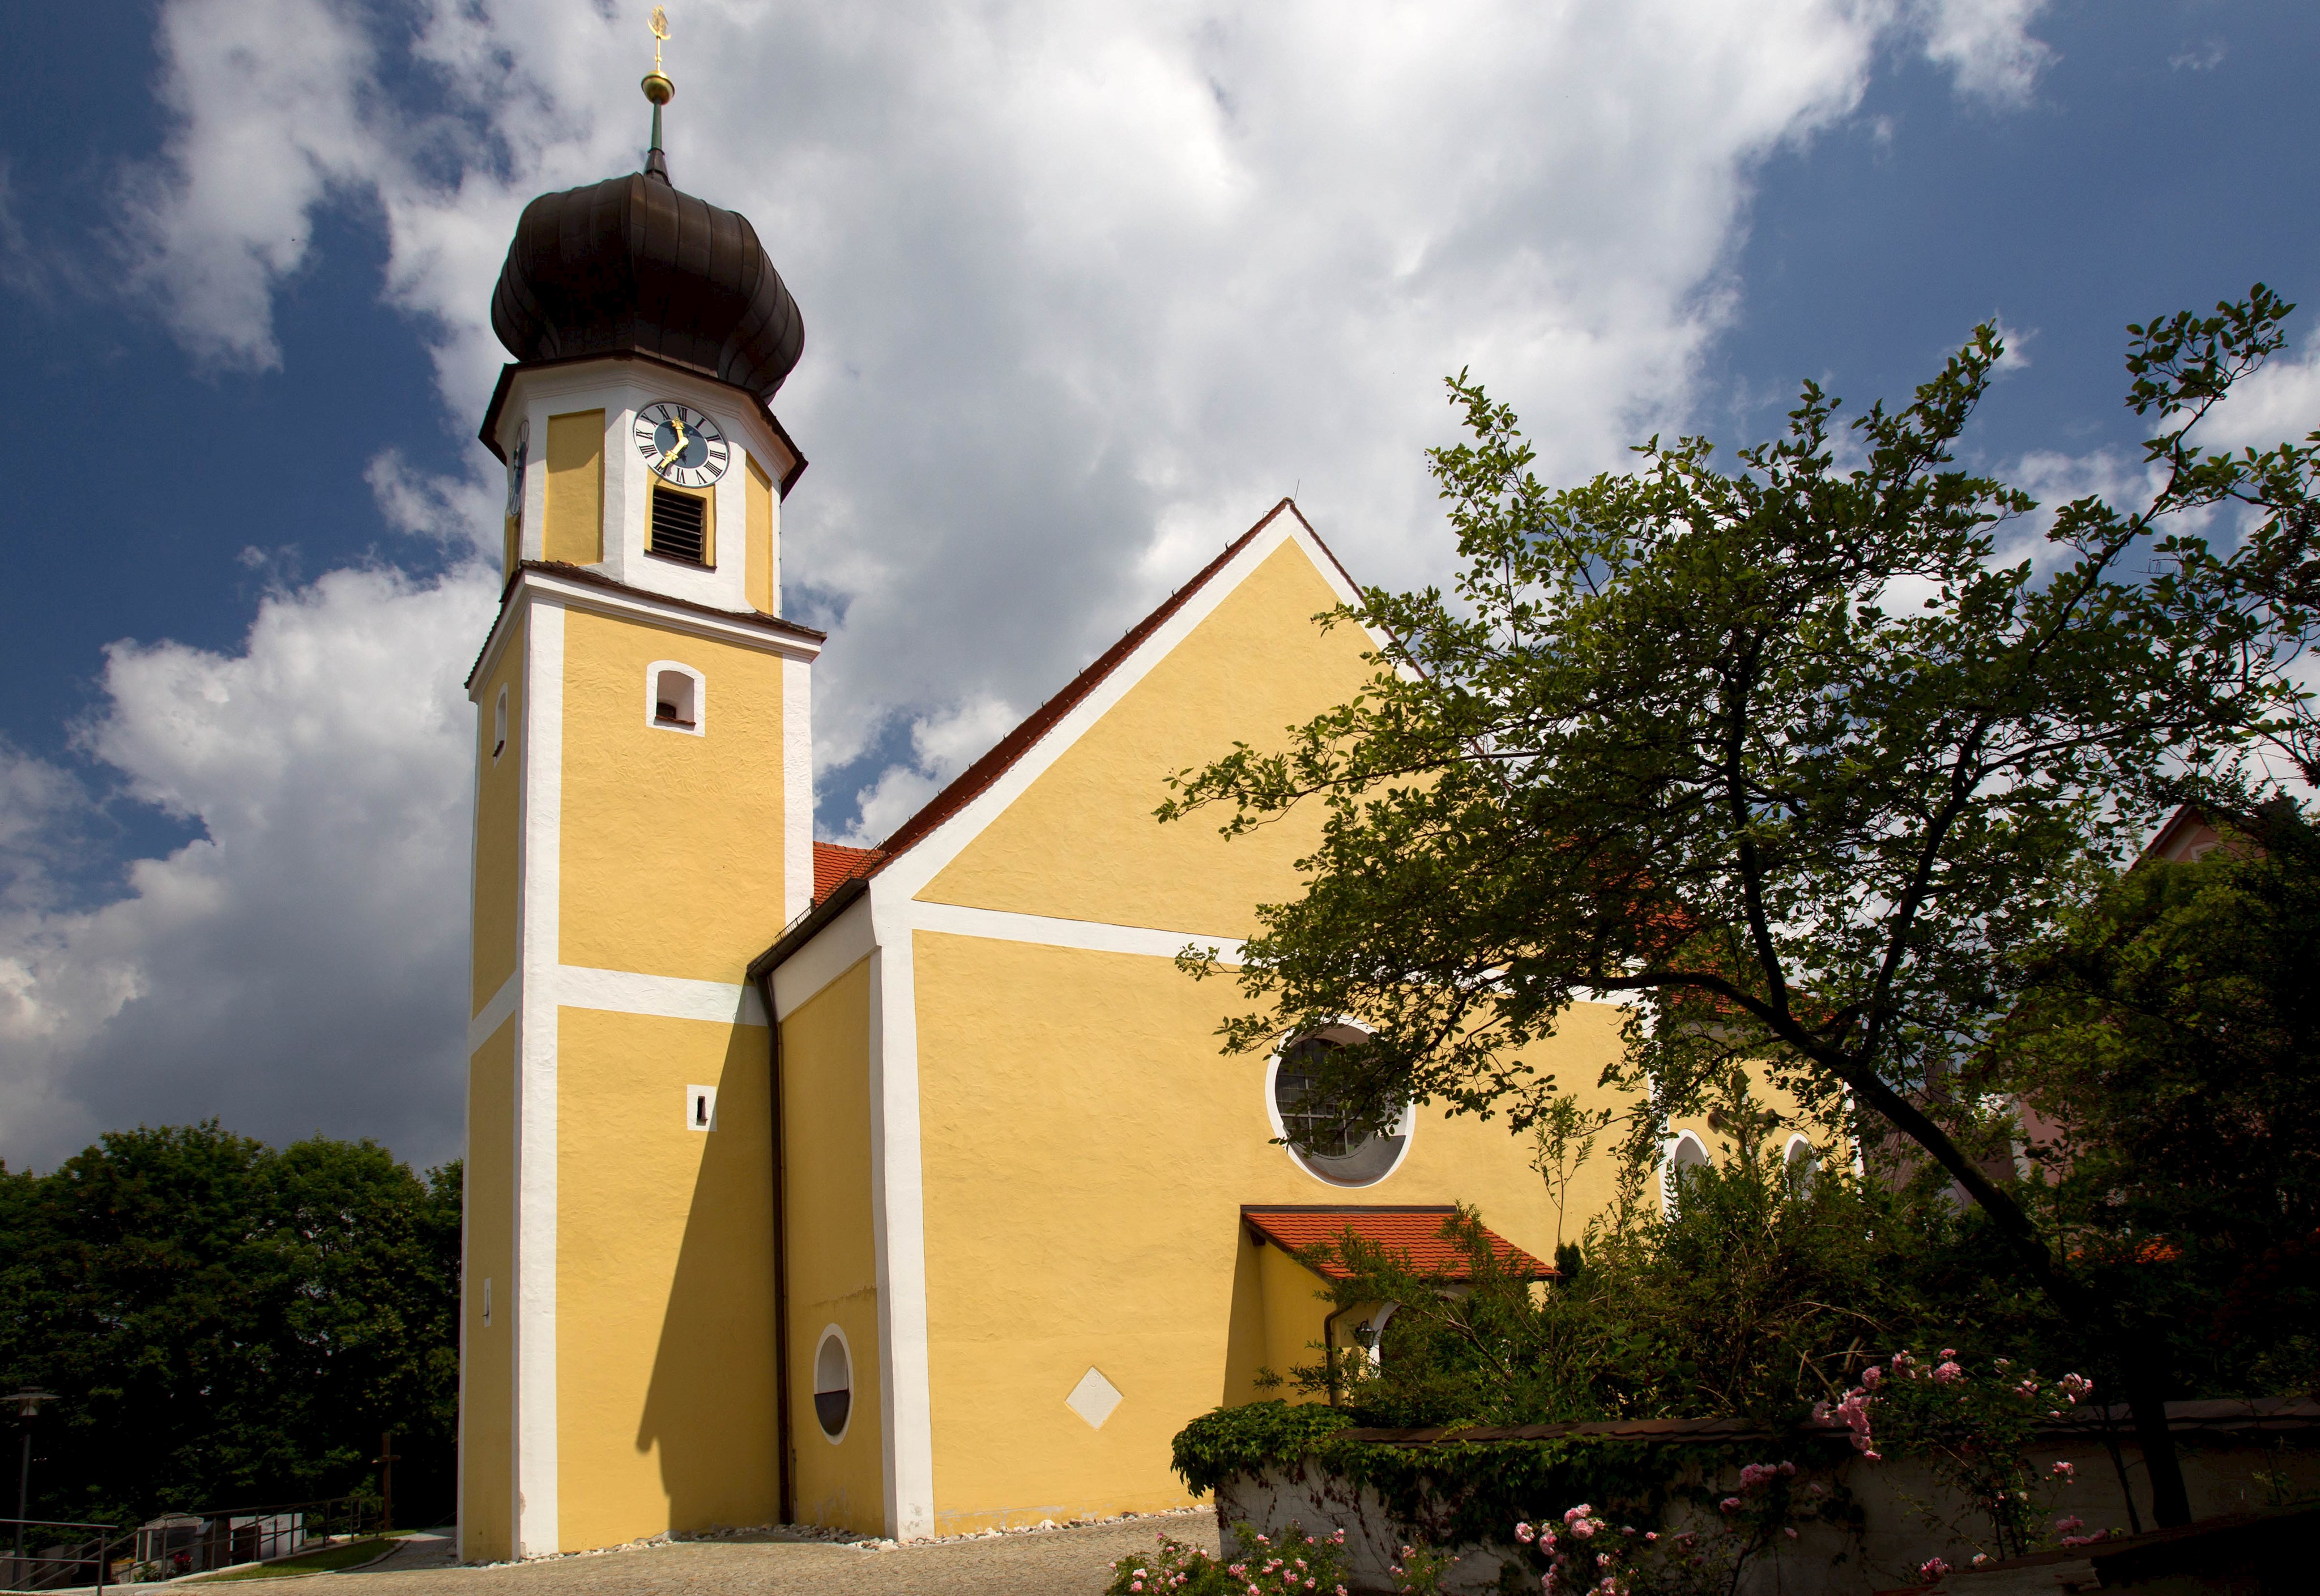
left=811, top=840, right=884, bottom=905
left=1241, top=1205, right=1554, bottom=1281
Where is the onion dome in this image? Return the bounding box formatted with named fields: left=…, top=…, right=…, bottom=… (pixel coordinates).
left=488, top=69, right=803, bottom=398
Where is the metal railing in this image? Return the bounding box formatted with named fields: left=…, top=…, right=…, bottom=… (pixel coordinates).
left=4, top=1496, right=377, bottom=1589
left=124, top=1497, right=374, bottom=1584
left=0, top=1521, right=115, bottom=1592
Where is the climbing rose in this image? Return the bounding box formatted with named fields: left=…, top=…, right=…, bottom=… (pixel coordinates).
left=1920, top=1557, right=1950, bottom=1582
left=1516, top=1522, right=1536, bottom=1543
left=2052, top=1461, right=2075, bottom=1480
left=1719, top=1498, right=1741, bottom=1513
left=1861, top=1365, right=1883, bottom=1389
left=1932, top=1361, right=1964, bottom=1385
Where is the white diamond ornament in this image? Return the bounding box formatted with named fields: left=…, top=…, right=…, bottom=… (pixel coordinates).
left=1065, top=1365, right=1123, bottom=1429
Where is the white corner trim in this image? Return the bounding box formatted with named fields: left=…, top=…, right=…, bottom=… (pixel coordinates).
left=782, top=655, right=814, bottom=927
left=556, top=965, right=767, bottom=1026
left=873, top=514, right=1306, bottom=903
left=771, top=894, right=876, bottom=1021
left=865, top=886, right=936, bottom=1540
left=908, top=900, right=1246, bottom=965
left=470, top=972, right=521, bottom=1053
left=515, top=602, right=563, bottom=1557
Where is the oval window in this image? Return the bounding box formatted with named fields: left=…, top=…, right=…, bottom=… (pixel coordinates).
left=1271, top=1030, right=1410, bottom=1187
left=813, top=1327, right=851, bottom=1441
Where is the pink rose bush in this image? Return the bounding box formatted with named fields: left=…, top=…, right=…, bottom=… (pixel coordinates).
left=1814, top=1347, right=2100, bottom=1563
left=1104, top=1522, right=1349, bottom=1596
left=1504, top=1462, right=1839, bottom=1595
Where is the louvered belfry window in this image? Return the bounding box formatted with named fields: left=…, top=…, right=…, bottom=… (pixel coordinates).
left=650, top=487, right=707, bottom=564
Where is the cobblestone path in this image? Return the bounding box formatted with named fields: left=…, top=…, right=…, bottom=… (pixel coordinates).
left=329, top=1516, right=1221, bottom=1596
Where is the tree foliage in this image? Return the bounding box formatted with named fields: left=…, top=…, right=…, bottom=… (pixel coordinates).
left=1161, top=289, right=2320, bottom=1521
left=1986, top=806, right=2320, bottom=1394
left=0, top=1124, right=460, bottom=1527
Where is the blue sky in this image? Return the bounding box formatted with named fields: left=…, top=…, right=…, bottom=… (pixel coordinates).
left=3, top=0, right=2317, bottom=1171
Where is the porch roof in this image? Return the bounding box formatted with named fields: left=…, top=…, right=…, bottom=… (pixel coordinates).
left=1240, top=1205, right=1554, bottom=1282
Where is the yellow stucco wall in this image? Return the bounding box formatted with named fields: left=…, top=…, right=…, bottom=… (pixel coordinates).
left=557, top=609, right=789, bottom=982
left=918, top=540, right=1370, bottom=937
left=544, top=411, right=604, bottom=566
left=745, top=457, right=774, bottom=616
left=555, top=1006, right=779, bottom=1548
left=460, top=1017, right=517, bottom=1563
left=471, top=620, right=525, bottom=1013
left=909, top=931, right=1633, bottom=1533
left=777, top=957, right=886, bottom=1533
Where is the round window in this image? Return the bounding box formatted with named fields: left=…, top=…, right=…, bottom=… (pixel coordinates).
left=813, top=1327, right=851, bottom=1441
left=1270, top=1030, right=1409, bottom=1187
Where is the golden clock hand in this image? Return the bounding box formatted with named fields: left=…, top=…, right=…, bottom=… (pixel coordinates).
left=658, top=415, right=690, bottom=470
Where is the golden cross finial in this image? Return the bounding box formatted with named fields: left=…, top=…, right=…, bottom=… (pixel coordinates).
left=650, top=6, right=669, bottom=74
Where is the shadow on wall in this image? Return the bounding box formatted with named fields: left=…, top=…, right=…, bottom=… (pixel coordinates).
left=636, top=1026, right=782, bottom=1531
left=1223, top=1220, right=1273, bottom=1406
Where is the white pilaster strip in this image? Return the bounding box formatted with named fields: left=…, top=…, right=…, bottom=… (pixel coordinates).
left=866, top=886, right=936, bottom=1539
left=469, top=972, right=521, bottom=1053
left=515, top=600, right=564, bottom=1556
left=770, top=896, right=875, bottom=1021
left=782, top=655, right=814, bottom=927
left=556, top=965, right=766, bottom=1026
left=907, top=901, right=1245, bottom=965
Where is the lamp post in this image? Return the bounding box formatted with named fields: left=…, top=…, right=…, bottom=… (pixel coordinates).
left=11, top=1386, right=58, bottom=1569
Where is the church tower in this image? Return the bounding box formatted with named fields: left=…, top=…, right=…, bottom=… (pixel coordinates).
left=459, top=31, right=822, bottom=1560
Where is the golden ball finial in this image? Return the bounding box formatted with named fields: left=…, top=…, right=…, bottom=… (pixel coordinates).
left=643, top=71, right=674, bottom=105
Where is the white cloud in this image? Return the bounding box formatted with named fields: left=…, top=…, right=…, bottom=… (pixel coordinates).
left=2199, top=341, right=2320, bottom=455
left=838, top=695, right=1025, bottom=849
left=0, top=565, right=498, bottom=1169
left=1910, top=0, right=2055, bottom=107
left=117, top=0, right=391, bottom=370
left=2, top=0, right=2064, bottom=1168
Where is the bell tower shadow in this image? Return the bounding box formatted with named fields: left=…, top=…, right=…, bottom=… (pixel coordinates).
left=634, top=1025, right=783, bottom=1530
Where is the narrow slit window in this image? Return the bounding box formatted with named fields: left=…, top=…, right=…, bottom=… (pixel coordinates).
left=493, top=685, right=510, bottom=762
left=650, top=486, right=708, bottom=564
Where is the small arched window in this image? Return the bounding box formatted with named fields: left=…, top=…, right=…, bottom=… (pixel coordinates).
left=813, top=1327, right=852, bottom=1441
left=1663, top=1131, right=1711, bottom=1215
left=492, top=685, right=510, bottom=763
left=646, top=661, right=705, bottom=735
left=1783, top=1134, right=1819, bottom=1192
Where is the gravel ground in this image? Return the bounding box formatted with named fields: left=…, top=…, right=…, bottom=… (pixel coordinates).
left=325, top=1516, right=1221, bottom=1596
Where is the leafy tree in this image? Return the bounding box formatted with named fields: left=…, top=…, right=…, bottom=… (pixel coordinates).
left=0, top=1124, right=460, bottom=1528
left=1277, top=1100, right=2030, bottom=1432
left=1986, top=804, right=2320, bottom=1397
left=1163, top=291, right=2320, bottom=1522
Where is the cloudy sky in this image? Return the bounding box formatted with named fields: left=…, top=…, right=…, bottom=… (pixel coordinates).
left=3, top=0, right=2317, bottom=1173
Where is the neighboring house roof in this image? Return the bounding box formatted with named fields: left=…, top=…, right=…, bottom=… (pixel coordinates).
left=811, top=840, right=883, bottom=906
left=2140, top=804, right=2224, bottom=865
left=1240, top=1205, right=1554, bottom=1281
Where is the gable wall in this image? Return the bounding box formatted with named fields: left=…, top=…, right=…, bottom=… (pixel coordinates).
left=916, top=539, right=1368, bottom=938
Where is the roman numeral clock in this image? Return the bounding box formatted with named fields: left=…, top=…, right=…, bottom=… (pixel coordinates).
left=636, top=400, right=730, bottom=489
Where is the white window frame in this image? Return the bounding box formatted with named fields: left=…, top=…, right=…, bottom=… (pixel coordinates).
left=646, top=660, right=707, bottom=736
left=1661, top=1130, right=1711, bottom=1217
left=813, top=1324, right=854, bottom=1444
left=1262, top=1022, right=1415, bottom=1189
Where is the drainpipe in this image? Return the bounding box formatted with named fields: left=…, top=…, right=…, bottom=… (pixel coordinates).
left=756, top=964, right=795, bottom=1526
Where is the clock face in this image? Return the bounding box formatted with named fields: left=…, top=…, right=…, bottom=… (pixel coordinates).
left=506, top=421, right=529, bottom=518
left=635, top=402, right=730, bottom=489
